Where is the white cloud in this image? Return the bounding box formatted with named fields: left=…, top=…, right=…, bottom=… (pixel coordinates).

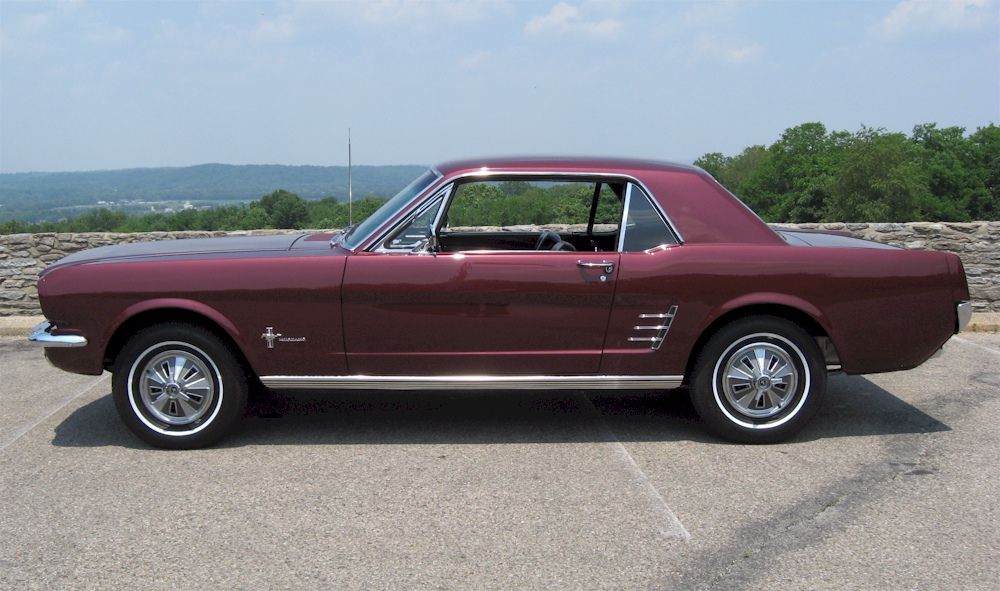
left=0, top=2, right=82, bottom=53
left=876, top=0, right=996, bottom=39
left=83, top=24, right=130, bottom=45
left=682, top=0, right=745, bottom=27
left=357, top=0, right=506, bottom=25
left=251, top=14, right=296, bottom=43
left=696, top=33, right=762, bottom=64
left=582, top=0, right=626, bottom=13
left=458, top=50, right=492, bottom=70
left=0, top=11, right=53, bottom=53
left=229, top=0, right=509, bottom=38
left=524, top=2, right=622, bottom=39
left=14, top=11, right=54, bottom=35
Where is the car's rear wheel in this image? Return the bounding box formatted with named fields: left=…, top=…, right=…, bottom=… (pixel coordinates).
left=112, top=323, right=247, bottom=449
left=690, top=316, right=826, bottom=443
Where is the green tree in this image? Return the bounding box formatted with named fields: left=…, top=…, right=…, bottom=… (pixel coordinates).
left=967, top=124, right=1000, bottom=219
left=762, top=123, right=848, bottom=222
left=911, top=123, right=977, bottom=220
left=826, top=128, right=931, bottom=221
left=693, top=152, right=730, bottom=179
left=236, top=206, right=271, bottom=230
left=260, top=190, right=308, bottom=229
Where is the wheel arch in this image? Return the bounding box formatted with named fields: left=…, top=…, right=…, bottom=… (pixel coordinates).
left=683, top=297, right=840, bottom=385
left=102, top=299, right=251, bottom=375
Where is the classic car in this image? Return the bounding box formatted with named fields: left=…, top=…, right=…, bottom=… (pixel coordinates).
left=30, top=157, right=972, bottom=448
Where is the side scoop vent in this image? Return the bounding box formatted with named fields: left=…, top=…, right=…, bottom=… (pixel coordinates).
left=627, top=305, right=678, bottom=350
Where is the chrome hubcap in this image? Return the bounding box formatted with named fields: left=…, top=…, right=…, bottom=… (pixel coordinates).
left=721, top=342, right=798, bottom=419
left=138, top=350, right=215, bottom=426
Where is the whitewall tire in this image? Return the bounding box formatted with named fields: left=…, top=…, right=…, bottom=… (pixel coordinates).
left=691, top=316, right=826, bottom=443
left=113, top=323, right=247, bottom=449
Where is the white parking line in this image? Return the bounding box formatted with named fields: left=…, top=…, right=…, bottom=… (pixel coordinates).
left=0, top=373, right=110, bottom=452
left=953, top=336, right=1000, bottom=356
left=577, top=393, right=691, bottom=541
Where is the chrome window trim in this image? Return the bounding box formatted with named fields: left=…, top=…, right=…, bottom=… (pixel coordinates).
left=381, top=249, right=611, bottom=256
left=28, top=321, right=88, bottom=348
left=430, top=182, right=454, bottom=238
left=618, top=182, right=676, bottom=253
left=260, top=374, right=684, bottom=391
left=373, top=187, right=451, bottom=253
left=616, top=183, right=634, bottom=252
left=359, top=169, right=684, bottom=252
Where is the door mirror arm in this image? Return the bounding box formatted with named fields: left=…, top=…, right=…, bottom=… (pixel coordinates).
left=411, top=234, right=440, bottom=256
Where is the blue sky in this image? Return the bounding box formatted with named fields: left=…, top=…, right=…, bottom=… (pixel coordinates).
left=1, top=0, right=997, bottom=173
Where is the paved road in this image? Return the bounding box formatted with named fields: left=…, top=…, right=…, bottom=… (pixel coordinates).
left=1, top=335, right=998, bottom=590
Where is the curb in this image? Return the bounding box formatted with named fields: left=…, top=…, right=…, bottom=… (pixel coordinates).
left=0, top=316, right=44, bottom=337
left=967, top=312, right=1000, bottom=333
left=2, top=313, right=998, bottom=338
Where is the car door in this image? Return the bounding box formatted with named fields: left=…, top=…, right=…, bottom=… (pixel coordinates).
left=340, top=177, right=622, bottom=376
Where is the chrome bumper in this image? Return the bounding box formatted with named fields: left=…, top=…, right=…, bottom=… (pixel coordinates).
left=956, top=301, right=972, bottom=333
left=28, top=321, right=88, bottom=348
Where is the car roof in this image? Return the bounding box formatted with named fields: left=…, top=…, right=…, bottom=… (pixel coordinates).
left=434, top=156, right=703, bottom=177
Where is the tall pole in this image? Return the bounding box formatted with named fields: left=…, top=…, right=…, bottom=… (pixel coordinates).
left=348, top=128, right=353, bottom=226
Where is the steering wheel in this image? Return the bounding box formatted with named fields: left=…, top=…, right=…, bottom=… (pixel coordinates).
left=534, top=230, right=562, bottom=250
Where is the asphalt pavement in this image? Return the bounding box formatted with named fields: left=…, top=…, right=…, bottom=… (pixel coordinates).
left=1, top=334, right=998, bottom=590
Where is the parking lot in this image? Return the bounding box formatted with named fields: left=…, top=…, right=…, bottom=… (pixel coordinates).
left=1, top=334, right=998, bottom=590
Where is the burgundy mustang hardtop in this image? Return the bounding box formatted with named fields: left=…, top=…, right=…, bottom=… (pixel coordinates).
left=31, top=157, right=971, bottom=448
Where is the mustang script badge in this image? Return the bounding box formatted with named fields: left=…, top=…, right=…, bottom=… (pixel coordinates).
left=261, top=327, right=306, bottom=349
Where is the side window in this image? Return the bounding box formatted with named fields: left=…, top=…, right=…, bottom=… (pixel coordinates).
left=445, top=180, right=595, bottom=228
left=437, top=179, right=624, bottom=253
left=619, top=184, right=676, bottom=252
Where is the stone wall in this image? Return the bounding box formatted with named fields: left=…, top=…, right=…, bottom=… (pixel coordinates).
left=1, top=222, right=998, bottom=316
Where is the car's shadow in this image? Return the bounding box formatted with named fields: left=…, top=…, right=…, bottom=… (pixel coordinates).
left=52, top=374, right=949, bottom=449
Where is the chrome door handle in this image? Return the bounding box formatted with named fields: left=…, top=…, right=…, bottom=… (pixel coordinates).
left=577, top=260, right=615, bottom=273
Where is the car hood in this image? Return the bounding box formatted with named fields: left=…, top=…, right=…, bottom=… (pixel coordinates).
left=50, top=234, right=308, bottom=268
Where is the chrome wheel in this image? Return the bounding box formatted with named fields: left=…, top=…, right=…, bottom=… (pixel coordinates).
left=694, top=319, right=825, bottom=443
left=720, top=341, right=799, bottom=419
left=115, top=325, right=246, bottom=449
left=137, top=349, right=216, bottom=426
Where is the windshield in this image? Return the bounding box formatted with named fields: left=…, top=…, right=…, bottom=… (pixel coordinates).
left=341, top=168, right=440, bottom=250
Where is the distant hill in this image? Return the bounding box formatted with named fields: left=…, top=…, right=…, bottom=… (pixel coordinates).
left=0, top=163, right=426, bottom=222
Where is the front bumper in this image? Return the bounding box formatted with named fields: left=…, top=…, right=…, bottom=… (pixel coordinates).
left=956, top=301, right=972, bottom=333
left=28, top=321, right=88, bottom=348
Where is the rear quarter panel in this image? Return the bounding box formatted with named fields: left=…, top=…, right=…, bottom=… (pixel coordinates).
left=603, top=244, right=956, bottom=376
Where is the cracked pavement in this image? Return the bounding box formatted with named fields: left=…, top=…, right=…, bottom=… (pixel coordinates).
left=1, top=334, right=998, bottom=590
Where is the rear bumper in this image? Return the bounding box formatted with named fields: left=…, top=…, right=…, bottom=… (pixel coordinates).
left=28, top=321, right=88, bottom=348
left=956, top=301, right=972, bottom=333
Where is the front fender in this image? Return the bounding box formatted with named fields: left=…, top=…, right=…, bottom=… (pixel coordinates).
left=103, top=298, right=244, bottom=354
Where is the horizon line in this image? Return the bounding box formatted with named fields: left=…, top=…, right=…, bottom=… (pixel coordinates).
left=0, top=162, right=432, bottom=176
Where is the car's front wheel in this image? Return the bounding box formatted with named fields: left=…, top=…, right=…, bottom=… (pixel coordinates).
left=690, top=316, right=826, bottom=443
left=112, top=323, right=247, bottom=449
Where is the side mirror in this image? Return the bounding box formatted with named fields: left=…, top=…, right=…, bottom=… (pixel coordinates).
left=411, top=234, right=439, bottom=256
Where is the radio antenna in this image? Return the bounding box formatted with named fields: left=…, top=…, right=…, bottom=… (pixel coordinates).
left=347, top=127, right=353, bottom=226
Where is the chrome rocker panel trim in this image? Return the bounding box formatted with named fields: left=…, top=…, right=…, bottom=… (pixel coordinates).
left=956, top=301, right=972, bottom=333
left=260, top=374, right=684, bottom=391
left=28, top=321, right=88, bottom=348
